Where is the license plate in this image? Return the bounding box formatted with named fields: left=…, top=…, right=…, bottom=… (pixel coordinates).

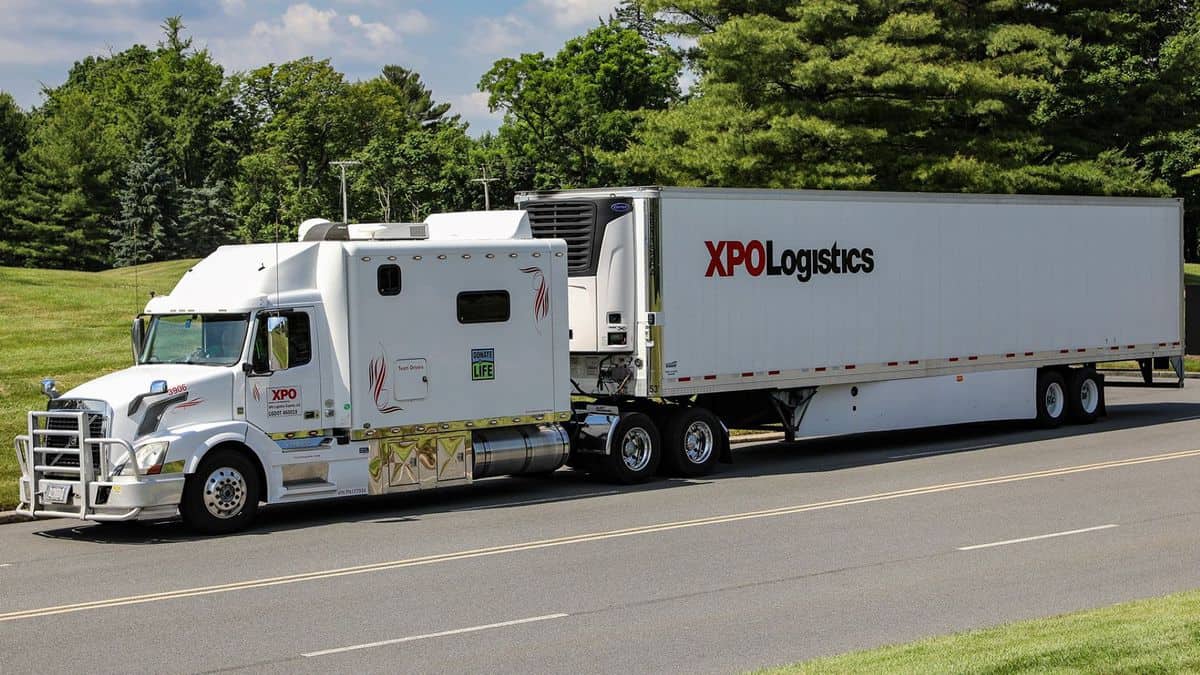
left=44, top=484, right=71, bottom=504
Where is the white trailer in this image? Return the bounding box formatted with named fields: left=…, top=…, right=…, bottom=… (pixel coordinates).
left=519, top=187, right=1183, bottom=472
left=13, top=188, right=1185, bottom=532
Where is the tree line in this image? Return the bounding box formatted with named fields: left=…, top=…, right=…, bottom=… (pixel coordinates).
left=2, top=2, right=1199, bottom=270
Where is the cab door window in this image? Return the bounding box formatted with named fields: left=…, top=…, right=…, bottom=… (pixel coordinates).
left=252, top=311, right=311, bottom=372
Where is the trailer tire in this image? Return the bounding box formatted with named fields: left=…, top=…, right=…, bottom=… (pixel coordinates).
left=180, top=448, right=261, bottom=534
left=1066, top=369, right=1102, bottom=425
left=599, top=413, right=661, bottom=484
left=662, top=407, right=723, bottom=477
left=1035, top=370, right=1068, bottom=428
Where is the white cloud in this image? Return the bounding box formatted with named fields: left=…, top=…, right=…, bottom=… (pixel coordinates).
left=250, top=4, right=338, bottom=47
left=454, top=91, right=493, bottom=117
left=467, top=15, right=531, bottom=55
left=452, top=91, right=503, bottom=135
left=527, top=0, right=618, bottom=27
left=394, top=9, right=432, bottom=35
left=219, top=0, right=246, bottom=15
left=348, top=14, right=395, bottom=47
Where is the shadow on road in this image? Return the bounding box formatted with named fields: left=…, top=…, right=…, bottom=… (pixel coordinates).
left=32, top=399, right=1200, bottom=545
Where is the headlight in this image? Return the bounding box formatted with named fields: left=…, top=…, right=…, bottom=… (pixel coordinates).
left=113, top=441, right=170, bottom=476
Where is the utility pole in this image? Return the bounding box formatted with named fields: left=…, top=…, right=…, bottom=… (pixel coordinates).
left=472, top=165, right=499, bottom=210
left=331, top=160, right=361, bottom=223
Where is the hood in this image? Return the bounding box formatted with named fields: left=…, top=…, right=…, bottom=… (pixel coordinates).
left=62, top=364, right=233, bottom=440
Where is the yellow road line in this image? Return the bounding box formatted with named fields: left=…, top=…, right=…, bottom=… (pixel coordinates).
left=3, top=447, right=1199, bottom=623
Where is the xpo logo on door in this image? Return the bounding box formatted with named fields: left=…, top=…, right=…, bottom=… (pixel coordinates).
left=266, top=386, right=302, bottom=417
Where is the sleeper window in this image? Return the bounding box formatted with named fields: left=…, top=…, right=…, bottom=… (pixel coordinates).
left=457, top=291, right=510, bottom=324
left=377, top=264, right=401, bottom=296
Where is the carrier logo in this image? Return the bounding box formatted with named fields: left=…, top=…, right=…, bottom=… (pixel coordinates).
left=704, top=240, right=875, bottom=283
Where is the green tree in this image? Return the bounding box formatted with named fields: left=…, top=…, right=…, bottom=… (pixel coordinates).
left=0, top=92, right=29, bottom=266
left=111, top=140, right=179, bottom=266
left=480, top=20, right=681, bottom=189
left=355, top=122, right=476, bottom=221
left=232, top=58, right=364, bottom=236
left=178, top=178, right=236, bottom=257
left=7, top=89, right=124, bottom=269
left=626, top=1, right=1167, bottom=195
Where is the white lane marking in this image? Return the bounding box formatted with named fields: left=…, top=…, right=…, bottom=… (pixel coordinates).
left=958, top=524, right=1119, bottom=551
left=450, top=490, right=619, bottom=512
left=889, top=444, right=996, bottom=459
left=302, top=613, right=569, bottom=657
left=0, top=564, right=11, bottom=568
left=2, top=448, right=1197, bottom=624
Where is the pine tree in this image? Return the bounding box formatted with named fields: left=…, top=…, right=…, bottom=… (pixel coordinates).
left=178, top=178, right=235, bottom=258
left=111, top=140, right=179, bottom=266
left=626, top=1, right=1169, bottom=195
left=7, top=89, right=122, bottom=270
left=0, top=92, right=29, bottom=266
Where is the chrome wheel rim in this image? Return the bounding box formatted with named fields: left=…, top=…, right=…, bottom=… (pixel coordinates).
left=683, top=421, right=715, bottom=465
left=1079, top=378, right=1099, bottom=414
left=203, top=467, right=247, bottom=519
left=621, top=427, right=653, bottom=472
left=1045, top=381, right=1065, bottom=419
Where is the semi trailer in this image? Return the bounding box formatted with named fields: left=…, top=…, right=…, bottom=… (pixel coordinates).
left=14, top=188, right=1185, bottom=533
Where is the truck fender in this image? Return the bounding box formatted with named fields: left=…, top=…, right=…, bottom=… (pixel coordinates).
left=167, top=421, right=260, bottom=476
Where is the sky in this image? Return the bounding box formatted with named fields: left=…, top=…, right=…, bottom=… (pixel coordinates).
left=0, top=0, right=623, bottom=134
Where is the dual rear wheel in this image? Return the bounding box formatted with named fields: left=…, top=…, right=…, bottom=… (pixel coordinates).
left=1035, top=368, right=1101, bottom=428
left=596, top=407, right=724, bottom=483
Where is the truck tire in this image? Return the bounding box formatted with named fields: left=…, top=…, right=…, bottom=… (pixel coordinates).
left=1066, top=368, right=1102, bottom=424
left=599, top=412, right=661, bottom=484
left=180, top=448, right=261, bottom=534
left=662, top=407, right=723, bottom=477
left=1035, top=370, right=1068, bottom=428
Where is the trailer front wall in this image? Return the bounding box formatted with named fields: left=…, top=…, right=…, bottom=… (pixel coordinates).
left=657, top=192, right=1182, bottom=394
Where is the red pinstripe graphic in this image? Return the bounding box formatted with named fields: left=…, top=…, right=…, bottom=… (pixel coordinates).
left=369, top=350, right=403, bottom=414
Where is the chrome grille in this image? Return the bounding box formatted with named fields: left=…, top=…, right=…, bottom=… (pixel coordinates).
left=525, top=201, right=597, bottom=274
left=38, top=412, right=106, bottom=471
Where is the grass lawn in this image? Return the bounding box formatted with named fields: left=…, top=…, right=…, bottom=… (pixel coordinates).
left=0, top=260, right=196, bottom=510
left=758, top=589, right=1200, bottom=674
left=1100, top=355, right=1200, bottom=372
left=1186, top=262, right=1200, bottom=286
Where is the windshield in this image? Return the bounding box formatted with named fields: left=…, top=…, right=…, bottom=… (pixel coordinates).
left=139, top=314, right=250, bottom=366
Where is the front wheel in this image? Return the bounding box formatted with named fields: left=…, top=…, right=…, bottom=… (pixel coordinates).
left=180, top=448, right=261, bottom=534
left=599, top=413, right=661, bottom=484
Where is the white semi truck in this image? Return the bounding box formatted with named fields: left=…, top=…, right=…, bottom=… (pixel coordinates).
left=14, top=188, right=1185, bottom=533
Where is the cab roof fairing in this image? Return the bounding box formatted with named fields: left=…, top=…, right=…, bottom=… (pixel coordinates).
left=143, top=242, right=326, bottom=314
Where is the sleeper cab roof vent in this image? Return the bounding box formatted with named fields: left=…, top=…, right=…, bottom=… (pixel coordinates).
left=299, top=219, right=429, bottom=242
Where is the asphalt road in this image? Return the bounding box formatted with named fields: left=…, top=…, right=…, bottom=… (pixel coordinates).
left=2, top=384, right=1199, bottom=674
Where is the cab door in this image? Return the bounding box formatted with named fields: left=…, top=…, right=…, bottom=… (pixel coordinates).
left=245, top=309, right=325, bottom=437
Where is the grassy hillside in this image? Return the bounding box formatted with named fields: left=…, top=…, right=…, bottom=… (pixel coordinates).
left=0, top=260, right=197, bottom=510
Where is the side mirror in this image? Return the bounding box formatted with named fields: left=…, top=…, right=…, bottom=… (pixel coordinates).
left=266, top=315, right=289, bottom=371
left=131, top=317, right=146, bottom=363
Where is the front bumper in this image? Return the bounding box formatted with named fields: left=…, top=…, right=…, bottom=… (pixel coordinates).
left=16, top=473, right=185, bottom=522
left=15, top=431, right=185, bottom=522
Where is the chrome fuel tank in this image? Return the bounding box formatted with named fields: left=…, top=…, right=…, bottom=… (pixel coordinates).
left=472, top=425, right=569, bottom=478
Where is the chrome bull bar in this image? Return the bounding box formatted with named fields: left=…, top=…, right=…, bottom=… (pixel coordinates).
left=14, top=410, right=140, bottom=520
